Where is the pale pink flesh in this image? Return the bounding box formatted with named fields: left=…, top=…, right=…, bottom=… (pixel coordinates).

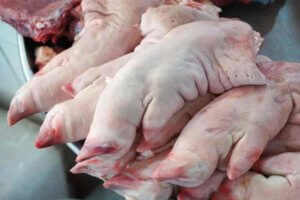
left=104, top=175, right=172, bottom=200
left=78, top=20, right=266, bottom=163
left=258, top=61, right=300, bottom=125
left=36, top=54, right=134, bottom=148
left=69, top=3, right=220, bottom=96
left=7, top=0, right=165, bottom=125
left=70, top=138, right=138, bottom=179
left=104, top=150, right=172, bottom=200
left=154, top=61, right=300, bottom=187
left=153, top=84, right=292, bottom=187
left=178, top=171, right=226, bottom=200
left=68, top=53, right=134, bottom=96
left=212, top=152, right=300, bottom=200
left=36, top=3, right=220, bottom=149
left=263, top=124, right=300, bottom=156
left=136, top=94, right=215, bottom=152
left=76, top=5, right=223, bottom=161
left=35, top=78, right=106, bottom=148
left=177, top=123, right=300, bottom=200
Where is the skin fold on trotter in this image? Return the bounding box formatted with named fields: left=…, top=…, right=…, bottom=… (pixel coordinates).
left=34, top=2, right=220, bottom=149
left=153, top=61, right=300, bottom=188
left=178, top=123, right=300, bottom=200
left=7, top=0, right=166, bottom=125
left=76, top=19, right=266, bottom=165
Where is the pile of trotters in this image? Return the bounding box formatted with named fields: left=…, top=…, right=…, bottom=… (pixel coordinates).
left=8, top=0, right=300, bottom=199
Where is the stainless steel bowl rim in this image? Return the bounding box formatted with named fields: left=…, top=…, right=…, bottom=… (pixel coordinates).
left=17, top=34, right=80, bottom=155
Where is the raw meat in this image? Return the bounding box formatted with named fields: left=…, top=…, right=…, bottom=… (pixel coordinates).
left=178, top=171, right=226, bottom=200
left=69, top=95, right=213, bottom=179
left=263, top=124, right=300, bottom=156
left=103, top=150, right=172, bottom=200
left=154, top=85, right=292, bottom=187
left=178, top=123, right=300, bottom=200
left=64, top=5, right=84, bottom=41
left=136, top=94, right=214, bottom=152
left=34, top=46, right=57, bottom=71
left=212, top=152, right=300, bottom=200
left=154, top=61, right=300, bottom=187
left=64, top=54, right=134, bottom=97
left=71, top=135, right=140, bottom=179
left=68, top=2, right=220, bottom=95
left=35, top=77, right=105, bottom=148
left=0, top=0, right=80, bottom=43
left=35, top=3, right=219, bottom=149
left=77, top=19, right=266, bottom=163
left=7, top=0, right=165, bottom=126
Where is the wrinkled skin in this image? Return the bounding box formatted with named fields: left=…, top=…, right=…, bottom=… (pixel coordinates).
left=35, top=54, right=132, bottom=148
left=178, top=123, right=300, bottom=200
left=154, top=84, right=292, bottom=187
left=35, top=77, right=107, bottom=148
left=104, top=150, right=173, bottom=200
left=69, top=94, right=213, bottom=180
left=77, top=20, right=265, bottom=162
left=136, top=94, right=214, bottom=152
left=212, top=152, right=300, bottom=200
left=154, top=61, right=300, bottom=187
left=178, top=171, right=226, bottom=200
left=70, top=2, right=220, bottom=95
left=7, top=0, right=165, bottom=125
left=35, top=3, right=219, bottom=148
left=212, top=124, right=300, bottom=200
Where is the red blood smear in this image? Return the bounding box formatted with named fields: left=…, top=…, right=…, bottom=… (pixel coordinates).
left=212, top=181, right=235, bottom=200
left=77, top=144, right=118, bottom=162
left=249, top=148, right=262, bottom=161
left=91, top=145, right=118, bottom=154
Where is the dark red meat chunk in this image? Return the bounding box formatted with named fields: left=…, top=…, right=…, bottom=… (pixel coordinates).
left=0, top=0, right=80, bottom=43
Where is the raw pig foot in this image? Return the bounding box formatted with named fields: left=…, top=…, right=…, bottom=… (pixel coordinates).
left=7, top=0, right=164, bottom=125
left=154, top=61, right=300, bottom=187
left=78, top=20, right=265, bottom=163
